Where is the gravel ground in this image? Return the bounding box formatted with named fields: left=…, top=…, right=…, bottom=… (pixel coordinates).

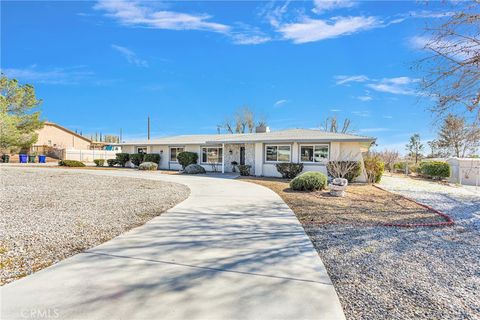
left=0, top=167, right=189, bottom=285
left=306, top=175, right=479, bottom=319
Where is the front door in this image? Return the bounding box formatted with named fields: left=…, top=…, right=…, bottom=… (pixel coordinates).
left=240, top=147, right=245, bottom=165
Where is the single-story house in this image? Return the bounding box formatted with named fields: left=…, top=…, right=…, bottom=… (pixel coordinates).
left=120, top=127, right=375, bottom=182
left=33, top=121, right=92, bottom=151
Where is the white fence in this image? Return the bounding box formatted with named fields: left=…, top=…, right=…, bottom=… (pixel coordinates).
left=63, top=149, right=118, bottom=162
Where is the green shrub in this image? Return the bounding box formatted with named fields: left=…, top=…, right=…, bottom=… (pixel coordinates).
left=327, top=161, right=362, bottom=182
left=115, top=153, right=130, bottom=167
left=364, top=155, right=384, bottom=183
left=238, top=164, right=251, bottom=176
left=419, top=161, right=450, bottom=179
left=58, top=160, right=85, bottom=167
left=393, top=162, right=406, bottom=172
left=107, top=159, right=118, bottom=167
left=290, top=172, right=327, bottom=191
left=144, top=153, right=161, bottom=164
left=275, top=163, right=304, bottom=179
left=93, top=159, right=105, bottom=167
left=177, top=151, right=198, bottom=169
left=138, top=162, right=158, bottom=171
left=129, top=153, right=144, bottom=167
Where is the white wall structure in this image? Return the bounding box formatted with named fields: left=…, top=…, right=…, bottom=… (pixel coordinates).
left=447, top=158, right=480, bottom=187
left=63, top=149, right=118, bottom=162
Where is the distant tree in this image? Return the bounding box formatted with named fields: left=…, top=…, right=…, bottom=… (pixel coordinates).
left=406, top=134, right=424, bottom=164
left=427, top=140, right=446, bottom=158
left=104, top=135, right=120, bottom=143
left=377, top=149, right=400, bottom=172
left=0, top=74, right=44, bottom=153
left=322, top=115, right=352, bottom=133
left=436, top=114, right=480, bottom=157
left=223, top=106, right=265, bottom=134
left=415, top=1, right=480, bottom=120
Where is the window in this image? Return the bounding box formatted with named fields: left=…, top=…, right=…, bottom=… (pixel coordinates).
left=300, top=145, right=329, bottom=163
left=202, top=147, right=223, bottom=163
left=137, top=147, right=147, bottom=154
left=265, top=145, right=291, bottom=162
left=170, top=147, right=184, bottom=162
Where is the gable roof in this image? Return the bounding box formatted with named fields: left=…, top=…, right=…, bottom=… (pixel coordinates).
left=44, top=121, right=92, bottom=143
left=121, top=129, right=375, bottom=146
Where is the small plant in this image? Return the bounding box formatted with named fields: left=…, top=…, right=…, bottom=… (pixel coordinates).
left=419, top=161, right=450, bottom=179
left=177, top=152, right=198, bottom=169
left=144, top=153, right=161, bottom=164
left=184, top=164, right=206, bottom=174
left=275, top=163, right=304, bottom=179
left=58, top=160, right=85, bottom=167
left=364, top=155, right=385, bottom=183
left=290, top=172, right=327, bottom=191
left=327, top=161, right=361, bottom=182
left=138, top=162, right=158, bottom=171
left=107, top=159, right=118, bottom=167
left=115, top=153, right=130, bottom=167
left=238, top=164, right=251, bottom=176
left=93, top=159, right=105, bottom=167
left=129, top=153, right=144, bottom=167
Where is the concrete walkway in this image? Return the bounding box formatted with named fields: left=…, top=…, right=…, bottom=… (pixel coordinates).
left=1, top=168, right=345, bottom=320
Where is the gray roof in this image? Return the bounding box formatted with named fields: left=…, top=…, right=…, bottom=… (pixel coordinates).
left=121, top=129, right=375, bottom=146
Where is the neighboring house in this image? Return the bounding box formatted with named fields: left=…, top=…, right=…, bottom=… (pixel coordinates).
left=446, top=158, right=480, bottom=186
left=33, top=121, right=92, bottom=151
left=120, top=127, right=375, bottom=182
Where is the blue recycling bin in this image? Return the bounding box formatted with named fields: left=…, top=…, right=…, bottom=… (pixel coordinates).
left=38, top=155, right=46, bottom=163
left=19, top=154, right=28, bottom=163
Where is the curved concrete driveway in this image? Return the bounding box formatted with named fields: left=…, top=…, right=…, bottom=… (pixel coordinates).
left=1, top=168, right=344, bottom=320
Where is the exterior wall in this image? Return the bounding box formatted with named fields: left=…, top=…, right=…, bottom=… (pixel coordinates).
left=35, top=124, right=91, bottom=150
left=63, top=149, right=117, bottom=162
left=447, top=158, right=480, bottom=186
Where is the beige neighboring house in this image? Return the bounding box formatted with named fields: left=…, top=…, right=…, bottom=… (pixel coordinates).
left=120, top=127, right=376, bottom=182
left=33, top=121, right=92, bottom=152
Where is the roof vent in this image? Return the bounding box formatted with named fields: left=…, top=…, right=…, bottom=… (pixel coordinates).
left=255, top=125, right=270, bottom=133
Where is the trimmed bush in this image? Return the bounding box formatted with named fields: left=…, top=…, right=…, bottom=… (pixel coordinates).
left=107, top=159, right=118, bottom=167
left=238, top=164, right=251, bottom=176
left=327, top=161, right=362, bottom=182
left=393, top=162, right=406, bottom=172
left=93, top=159, right=105, bottom=167
left=419, top=161, right=450, bottom=179
left=184, top=164, right=206, bottom=174
left=177, top=151, right=198, bottom=169
left=58, top=160, right=85, bottom=167
left=276, top=163, right=304, bottom=179
left=364, top=155, right=385, bottom=183
left=129, top=153, right=144, bottom=167
left=290, top=172, right=327, bottom=191
left=144, top=153, right=161, bottom=165
left=115, top=153, right=130, bottom=167
left=138, top=162, right=158, bottom=171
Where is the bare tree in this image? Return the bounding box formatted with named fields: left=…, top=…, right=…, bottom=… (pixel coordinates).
left=415, top=1, right=480, bottom=120
left=437, top=114, right=480, bottom=157
left=223, top=106, right=264, bottom=134
left=326, top=152, right=360, bottom=180
left=322, top=115, right=352, bottom=133
left=377, top=149, right=399, bottom=172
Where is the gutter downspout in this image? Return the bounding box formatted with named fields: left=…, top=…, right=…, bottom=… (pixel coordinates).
left=222, top=143, right=225, bottom=174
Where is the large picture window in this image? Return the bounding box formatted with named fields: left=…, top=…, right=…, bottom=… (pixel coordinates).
left=170, top=147, right=184, bottom=162
left=300, top=145, right=329, bottom=163
left=265, top=145, right=291, bottom=162
left=202, top=147, right=223, bottom=163
left=137, top=147, right=147, bottom=154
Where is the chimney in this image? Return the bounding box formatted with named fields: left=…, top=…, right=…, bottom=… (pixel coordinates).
left=255, top=125, right=270, bottom=133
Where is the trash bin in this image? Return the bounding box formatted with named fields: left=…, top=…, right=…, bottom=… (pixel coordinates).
left=19, top=154, right=28, bottom=163
left=38, top=155, right=46, bottom=163
left=28, top=155, right=36, bottom=163
left=1, top=154, right=9, bottom=163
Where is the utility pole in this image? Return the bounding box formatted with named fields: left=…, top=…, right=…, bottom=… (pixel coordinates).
left=119, top=128, right=123, bottom=143
left=147, top=116, right=151, bottom=141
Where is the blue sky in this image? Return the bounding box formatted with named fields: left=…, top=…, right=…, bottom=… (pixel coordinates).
left=1, top=0, right=453, bottom=151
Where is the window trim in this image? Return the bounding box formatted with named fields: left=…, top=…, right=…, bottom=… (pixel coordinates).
left=264, top=144, right=292, bottom=163
left=201, top=146, right=223, bottom=164
left=169, top=147, right=185, bottom=163
left=137, top=147, right=147, bottom=154
left=299, top=144, right=329, bottom=164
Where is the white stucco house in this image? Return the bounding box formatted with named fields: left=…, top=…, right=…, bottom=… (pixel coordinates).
left=120, top=128, right=376, bottom=182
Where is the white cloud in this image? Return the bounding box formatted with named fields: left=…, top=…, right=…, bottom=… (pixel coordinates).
left=95, top=0, right=230, bottom=33
left=274, top=99, right=289, bottom=107
left=334, top=75, right=369, bottom=85
left=352, top=110, right=370, bottom=117
left=1, top=65, right=93, bottom=85
left=366, top=77, right=419, bottom=95
left=357, top=95, right=372, bottom=101
left=111, top=44, right=148, bottom=67
left=383, top=115, right=393, bottom=119
left=312, top=0, right=356, bottom=14
left=230, top=23, right=271, bottom=45
left=330, top=108, right=342, bottom=112
left=278, top=16, right=380, bottom=44
left=359, top=127, right=390, bottom=133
